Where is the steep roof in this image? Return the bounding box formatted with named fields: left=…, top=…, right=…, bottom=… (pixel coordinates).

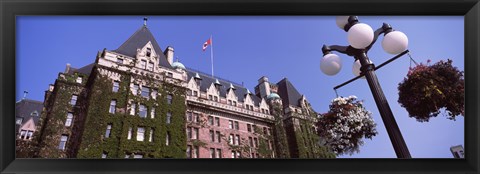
left=15, top=99, right=43, bottom=131
left=185, top=69, right=262, bottom=106
left=276, top=78, right=303, bottom=108
left=66, top=63, right=95, bottom=76
left=112, top=26, right=172, bottom=69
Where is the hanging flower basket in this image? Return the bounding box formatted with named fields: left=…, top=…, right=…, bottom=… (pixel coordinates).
left=398, top=59, right=464, bottom=122
left=316, top=96, right=378, bottom=156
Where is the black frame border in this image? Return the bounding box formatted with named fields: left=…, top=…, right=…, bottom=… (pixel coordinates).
left=1, top=0, right=479, bottom=174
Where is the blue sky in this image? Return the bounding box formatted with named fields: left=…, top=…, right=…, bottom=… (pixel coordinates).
left=16, top=16, right=464, bottom=158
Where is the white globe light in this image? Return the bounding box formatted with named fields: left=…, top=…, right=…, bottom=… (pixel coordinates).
left=348, top=23, right=374, bottom=49
left=336, top=16, right=350, bottom=30
left=352, top=59, right=372, bottom=79
left=382, top=31, right=408, bottom=54
left=320, top=53, right=342, bottom=76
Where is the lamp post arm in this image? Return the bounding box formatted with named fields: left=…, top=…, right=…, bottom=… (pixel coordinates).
left=366, top=23, right=393, bottom=52
left=322, top=45, right=356, bottom=57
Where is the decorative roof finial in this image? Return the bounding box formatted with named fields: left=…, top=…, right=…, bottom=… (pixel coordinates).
left=143, top=17, right=148, bottom=26
left=23, top=90, right=28, bottom=100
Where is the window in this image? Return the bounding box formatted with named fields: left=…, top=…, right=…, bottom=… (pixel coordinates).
left=26, top=131, right=33, bottom=140
left=70, top=95, right=78, bottom=106
left=228, top=100, right=232, bottom=105
left=149, top=129, right=153, bottom=142
left=133, top=154, right=143, bottom=159
left=216, top=131, right=221, bottom=143
left=152, top=89, right=157, bottom=100
left=141, top=86, right=150, bottom=98
left=76, top=77, right=82, bottom=83
left=58, top=135, right=68, bottom=150
left=127, top=127, right=132, bottom=140
left=150, top=108, right=155, bottom=118
left=139, top=104, right=147, bottom=118
left=20, top=130, right=26, bottom=139
left=192, top=146, right=199, bottom=158
left=193, top=113, right=199, bottom=123
left=65, top=113, right=73, bottom=127
left=112, top=81, right=119, bottom=92
left=229, top=134, right=234, bottom=145
left=167, top=72, right=173, bottom=77
left=116, top=58, right=123, bottom=64
left=167, top=94, right=173, bottom=104
left=193, top=128, right=199, bottom=139
left=235, top=135, right=240, bottom=145
left=254, top=138, right=259, bottom=147
left=187, top=90, right=192, bottom=96
left=109, top=100, right=116, bottom=114
left=252, top=125, right=257, bottom=133
left=140, top=60, right=147, bottom=69
left=137, top=127, right=145, bottom=141
left=234, top=121, right=239, bottom=130
left=166, top=132, right=170, bottom=146
left=187, top=127, right=192, bottom=139
left=102, top=153, right=107, bottom=158
left=266, top=110, right=269, bottom=114
left=233, top=101, right=237, bottom=106
left=214, top=96, right=218, bottom=102
left=133, top=84, right=139, bottom=95
left=263, top=127, right=268, bottom=135
left=210, top=130, right=215, bottom=142
left=216, top=149, right=222, bottom=158
left=147, top=62, right=154, bottom=71
left=247, top=124, right=252, bottom=132
left=146, top=48, right=151, bottom=57
left=208, top=95, right=213, bottom=100
left=228, top=120, right=233, bottom=129
left=186, top=146, right=192, bottom=158
left=193, top=91, right=198, bottom=96
left=208, top=116, right=214, bottom=125
left=249, top=137, right=253, bottom=147
left=130, top=103, right=136, bottom=116
left=105, top=124, right=112, bottom=138
left=251, top=153, right=255, bottom=158
left=210, top=148, right=215, bottom=158
left=215, top=117, right=220, bottom=126
left=166, top=112, right=172, bottom=124
left=187, top=112, right=192, bottom=122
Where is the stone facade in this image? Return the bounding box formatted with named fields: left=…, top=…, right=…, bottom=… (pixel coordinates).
left=29, top=23, right=333, bottom=159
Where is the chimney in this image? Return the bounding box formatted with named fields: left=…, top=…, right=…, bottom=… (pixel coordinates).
left=256, top=76, right=271, bottom=99
left=166, top=46, right=174, bottom=65
left=65, top=63, right=71, bottom=73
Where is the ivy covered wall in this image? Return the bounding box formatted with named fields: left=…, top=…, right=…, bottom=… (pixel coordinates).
left=76, top=66, right=187, bottom=158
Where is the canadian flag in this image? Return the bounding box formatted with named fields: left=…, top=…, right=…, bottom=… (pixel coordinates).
left=202, top=38, right=211, bottom=51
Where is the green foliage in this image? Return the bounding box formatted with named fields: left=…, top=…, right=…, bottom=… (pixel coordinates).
left=269, top=101, right=290, bottom=158
left=75, top=67, right=187, bottom=158
left=398, top=59, right=464, bottom=122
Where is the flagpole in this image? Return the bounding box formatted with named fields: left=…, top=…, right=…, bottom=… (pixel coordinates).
left=210, top=35, right=214, bottom=78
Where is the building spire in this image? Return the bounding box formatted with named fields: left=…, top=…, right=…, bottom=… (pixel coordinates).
left=143, top=17, right=148, bottom=26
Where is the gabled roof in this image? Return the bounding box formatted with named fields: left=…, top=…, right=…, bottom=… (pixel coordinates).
left=15, top=99, right=43, bottom=128
left=185, top=69, right=262, bottom=106
left=67, top=63, right=95, bottom=76
left=112, top=26, right=172, bottom=69
left=276, top=78, right=303, bottom=108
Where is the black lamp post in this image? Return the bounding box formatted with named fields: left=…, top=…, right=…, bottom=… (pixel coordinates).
left=320, top=16, right=411, bottom=158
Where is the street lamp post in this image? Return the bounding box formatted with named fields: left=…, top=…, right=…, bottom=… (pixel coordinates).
left=320, top=16, right=411, bottom=158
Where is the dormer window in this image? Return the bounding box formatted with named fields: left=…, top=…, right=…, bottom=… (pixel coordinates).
left=146, top=48, right=151, bottom=57
left=116, top=58, right=124, bottom=64
left=140, top=60, right=147, bottom=69
left=147, top=62, right=154, bottom=71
